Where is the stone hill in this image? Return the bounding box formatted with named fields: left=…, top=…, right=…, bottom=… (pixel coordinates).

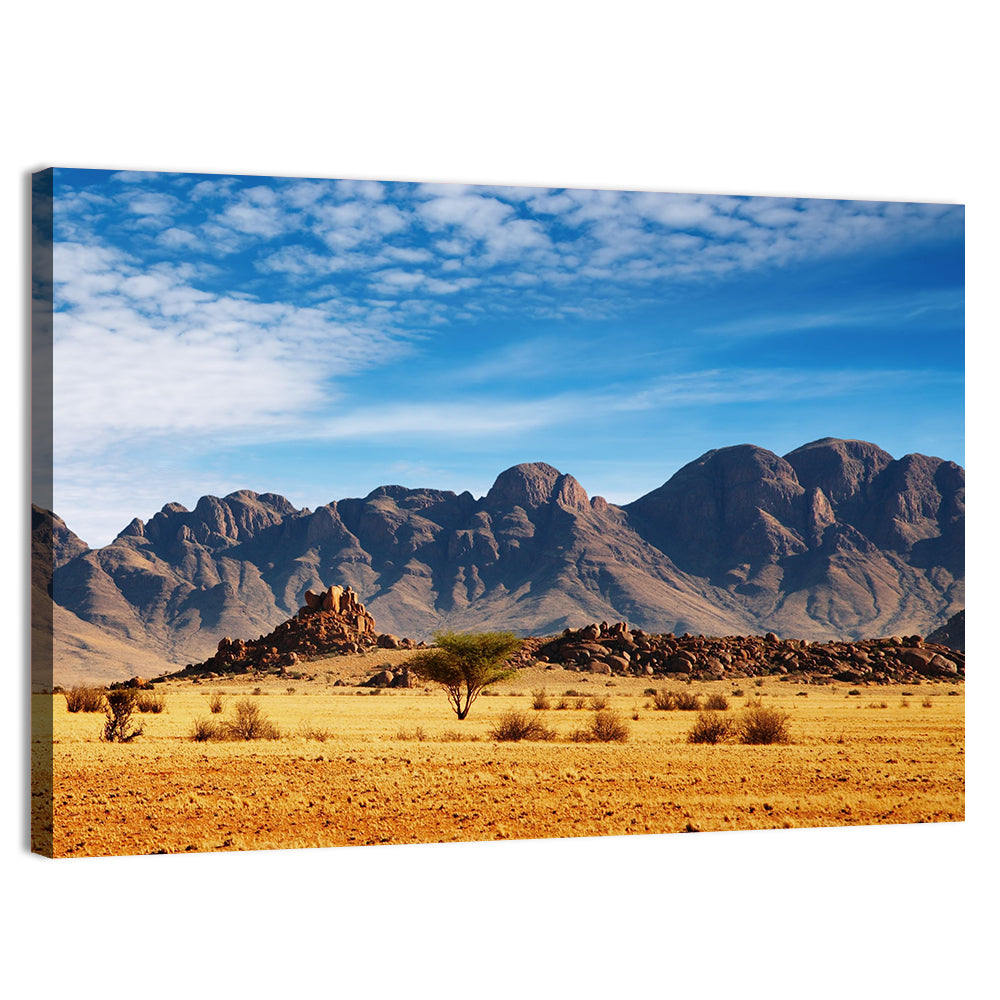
left=173, top=583, right=421, bottom=677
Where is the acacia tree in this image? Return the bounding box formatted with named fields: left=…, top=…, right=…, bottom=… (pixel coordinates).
left=408, top=631, right=522, bottom=720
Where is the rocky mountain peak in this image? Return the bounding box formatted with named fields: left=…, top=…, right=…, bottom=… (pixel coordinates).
left=484, top=462, right=589, bottom=511
left=784, top=438, right=894, bottom=504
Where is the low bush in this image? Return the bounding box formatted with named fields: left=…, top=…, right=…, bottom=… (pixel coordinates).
left=555, top=698, right=570, bottom=710
left=395, top=727, right=427, bottom=741
left=531, top=688, right=551, bottom=710
left=847, top=689, right=860, bottom=697
left=224, top=698, right=280, bottom=740
left=102, top=689, right=144, bottom=743
left=65, top=686, right=106, bottom=713
left=191, top=717, right=221, bottom=742
left=703, top=693, right=729, bottom=711
left=731, top=688, right=745, bottom=698
left=736, top=703, right=791, bottom=745
left=687, top=711, right=733, bottom=744
left=571, top=708, right=630, bottom=743
left=653, top=689, right=701, bottom=711
left=209, top=692, right=225, bottom=714
left=588, top=695, right=609, bottom=711
left=136, top=691, right=165, bottom=713
left=591, top=709, right=629, bottom=742
left=921, top=697, right=933, bottom=708
left=574, top=698, right=586, bottom=710
left=297, top=723, right=334, bottom=741
left=489, top=709, right=556, bottom=742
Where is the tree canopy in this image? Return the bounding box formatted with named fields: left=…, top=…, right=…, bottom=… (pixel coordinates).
left=408, top=630, right=522, bottom=719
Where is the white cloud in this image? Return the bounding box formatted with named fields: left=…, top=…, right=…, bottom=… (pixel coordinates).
left=52, top=241, right=415, bottom=465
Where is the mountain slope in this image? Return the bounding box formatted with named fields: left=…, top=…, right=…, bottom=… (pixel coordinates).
left=41, top=439, right=964, bottom=678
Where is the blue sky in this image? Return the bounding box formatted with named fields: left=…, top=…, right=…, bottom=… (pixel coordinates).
left=49, top=168, right=965, bottom=548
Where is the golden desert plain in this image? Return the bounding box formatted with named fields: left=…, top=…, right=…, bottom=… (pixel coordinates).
left=32, top=648, right=964, bottom=858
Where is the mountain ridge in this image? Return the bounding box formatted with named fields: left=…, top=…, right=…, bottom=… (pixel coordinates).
left=38, top=438, right=964, bottom=678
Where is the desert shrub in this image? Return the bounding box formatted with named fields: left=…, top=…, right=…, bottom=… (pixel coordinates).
left=102, top=689, right=144, bottom=743
left=531, top=688, right=551, bottom=710
left=136, top=691, right=165, bottom=713
left=731, top=688, right=745, bottom=698
left=736, top=704, right=791, bottom=745
left=555, top=698, right=570, bottom=710
left=252, top=687, right=262, bottom=696
left=754, top=679, right=765, bottom=687
left=65, top=685, right=106, bottom=713
left=572, top=708, right=629, bottom=743
left=563, top=689, right=581, bottom=697
left=902, top=691, right=914, bottom=696
left=643, top=688, right=657, bottom=696
left=209, top=692, right=225, bottom=714
left=900, top=699, right=910, bottom=708
left=922, top=697, right=933, bottom=708
left=847, top=689, right=860, bottom=697
left=687, top=710, right=733, bottom=744
left=224, top=698, right=280, bottom=740
left=395, top=727, right=427, bottom=741
left=653, top=689, right=701, bottom=711
left=652, top=690, right=674, bottom=710
left=588, top=695, right=609, bottom=711
left=368, top=688, right=384, bottom=696
left=574, top=698, right=586, bottom=710
left=297, top=723, right=334, bottom=741
left=591, top=709, right=629, bottom=742
left=489, top=709, right=556, bottom=742
left=191, top=717, right=221, bottom=742
left=286, top=687, right=296, bottom=695
left=795, top=691, right=809, bottom=697
left=703, top=693, right=729, bottom=711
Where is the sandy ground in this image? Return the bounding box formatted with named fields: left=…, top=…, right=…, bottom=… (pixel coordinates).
left=33, top=663, right=964, bottom=857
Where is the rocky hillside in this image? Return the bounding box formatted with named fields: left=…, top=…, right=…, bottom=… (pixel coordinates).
left=38, top=438, right=964, bottom=673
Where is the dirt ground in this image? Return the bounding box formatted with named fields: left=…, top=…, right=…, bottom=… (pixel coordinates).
left=33, top=661, right=965, bottom=857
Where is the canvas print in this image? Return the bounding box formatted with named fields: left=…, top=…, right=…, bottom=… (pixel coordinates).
left=30, top=169, right=964, bottom=858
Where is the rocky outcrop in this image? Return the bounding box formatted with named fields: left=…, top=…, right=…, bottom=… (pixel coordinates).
left=175, top=584, right=413, bottom=676
left=536, top=621, right=965, bottom=684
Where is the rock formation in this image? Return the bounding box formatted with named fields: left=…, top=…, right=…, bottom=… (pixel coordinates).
left=536, top=621, right=964, bottom=684
left=175, top=584, right=415, bottom=677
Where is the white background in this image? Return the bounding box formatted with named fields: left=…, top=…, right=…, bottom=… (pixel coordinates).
left=3, top=3, right=993, bottom=996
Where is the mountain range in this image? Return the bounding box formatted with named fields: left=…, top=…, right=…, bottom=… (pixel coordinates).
left=35, top=437, right=964, bottom=682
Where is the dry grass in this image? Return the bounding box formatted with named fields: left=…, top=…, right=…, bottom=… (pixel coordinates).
left=37, top=668, right=965, bottom=857
left=136, top=691, right=166, bottom=714
left=64, top=686, right=106, bottom=713
left=687, top=710, right=733, bottom=744
left=490, top=709, right=556, bottom=742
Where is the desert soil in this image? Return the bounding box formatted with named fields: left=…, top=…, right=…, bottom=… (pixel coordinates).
left=33, top=657, right=964, bottom=858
